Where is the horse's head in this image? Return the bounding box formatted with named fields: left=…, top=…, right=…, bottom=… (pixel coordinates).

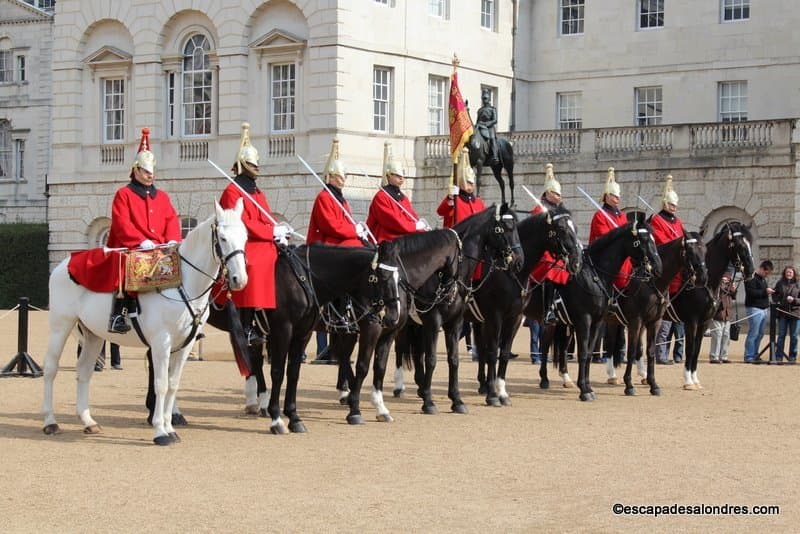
left=725, top=221, right=755, bottom=281
left=213, top=199, right=248, bottom=291
left=545, top=204, right=583, bottom=275
left=682, top=231, right=708, bottom=288
left=488, top=203, right=523, bottom=272
left=628, top=212, right=662, bottom=278
left=369, top=242, right=402, bottom=328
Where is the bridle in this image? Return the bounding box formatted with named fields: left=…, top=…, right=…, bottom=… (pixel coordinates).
left=366, top=250, right=401, bottom=325
left=547, top=211, right=582, bottom=275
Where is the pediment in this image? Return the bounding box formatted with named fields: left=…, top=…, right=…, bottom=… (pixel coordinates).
left=250, top=29, right=306, bottom=54
left=84, top=46, right=132, bottom=66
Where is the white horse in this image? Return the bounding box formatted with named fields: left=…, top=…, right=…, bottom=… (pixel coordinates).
left=42, top=200, right=248, bottom=445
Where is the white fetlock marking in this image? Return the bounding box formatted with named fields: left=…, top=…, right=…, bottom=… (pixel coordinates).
left=372, top=387, right=389, bottom=416
left=636, top=358, right=646, bottom=378
left=244, top=376, right=257, bottom=407
left=338, top=389, right=349, bottom=401
left=497, top=378, right=509, bottom=399
left=691, top=370, right=700, bottom=385
left=270, top=417, right=284, bottom=429
left=394, top=367, right=405, bottom=393
left=683, top=368, right=693, bottom=386
left=78, top=409, right=96, bottom=428
left=258, top=392, right=268, bottom=411
left=561, top=372, right=572, bottom=385
left=606, top=358, right=616, bottom=379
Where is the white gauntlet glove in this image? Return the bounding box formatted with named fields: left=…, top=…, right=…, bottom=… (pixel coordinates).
left=449, top=185, right=460, bottom=197
left=139, top=240, right=156, bottom=250
left=415, top=218, right=430, bottom=231
left=355, top=222, right=368, bottom=240
left=273, top=223, right=291, bottom=246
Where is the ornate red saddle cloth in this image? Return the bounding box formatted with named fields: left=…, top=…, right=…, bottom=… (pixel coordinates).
left=68, top=246, right=181, bottom=294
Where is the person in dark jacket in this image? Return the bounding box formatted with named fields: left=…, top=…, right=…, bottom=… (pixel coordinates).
left=709, top=272, right=738, bottom=363
left=772, top=265, right=800, bottom=362
left=744, top=260, right=774, bottom=362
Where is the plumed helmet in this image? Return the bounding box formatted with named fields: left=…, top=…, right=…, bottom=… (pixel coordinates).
left=456, top=147, right=476, bottom=188
left=130, top=127, right=155, bottom=178
left=235, top=122, right=259, bottom=174
left=542, top=163, right=561, bottom=195
left=381, top=141, right=404, bottom=185
left=323, top=137, right=345, bottom=180
left=662, top=175, right=679, bottom=207
left=603, top=167, right=621, bottom=198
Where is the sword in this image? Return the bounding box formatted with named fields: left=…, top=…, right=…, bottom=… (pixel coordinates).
left=637, top=195, right=656, bottom=214
left=378, top=187, right=426, bottom=227
left=576, top=185, right=619, bottom=229
left=208, top=159, right=305, bottom=240
left=297, top=155, right=377, bottom=244
left=521, top=184, right=547, bottom=211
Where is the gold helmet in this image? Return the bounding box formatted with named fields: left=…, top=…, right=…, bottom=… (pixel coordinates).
left=235, top=122, right=259, bottom=175
left=323, top=137, right=345, bottom=181
left=130, top=127, right=155, bottom=178
left=662, top=175, right=679, bottom=207
left=603, top=167, right=621, bottom=199
left=542, top=163, right=561, bottom=195
left=382, top=141, right=404, bottom=185
left=456, top=147, right=476, bottom=188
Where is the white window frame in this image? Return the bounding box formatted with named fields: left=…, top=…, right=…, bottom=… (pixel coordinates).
left=721, top=0, right=749, bottom=22
left=16, top=55, right=25, bottom=83
left=428, top=75, right=447, bottom=135
left=14, top=138, right=24, bottom=181
left=0, top=121, right=10, bottom=179
left=181, top=34, right=213, bottom=137
left=481, top=0, right=496, bottom=31
left=102, top=78, right=125, bottom=143
left=428, top=0, right=450, bottom=20
left=638, top=0, right=665, bottom=30
left=557, top=92, right=582, bottom=130
left=635, top=86, right=663, bottom=126
left=559, top=0, right=584, bottom=36
left=373, top=66, right=393, bottom=133
left=719, top=81, right=748, bottom=122
left=181, top=217, right=198, bottom=239
left=270, top=63, right=296, bottom=133
left=480, top=84, right=498, bottom=108
left=0, top=51, right=12, bottom=83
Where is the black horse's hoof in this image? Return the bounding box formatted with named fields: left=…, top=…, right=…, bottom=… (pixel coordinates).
left=451, top=402, right=468, bottom=414
left=540, top=379, right=550, bottom=390
left=43, top=423, right=62, bottom=435
left=485, top=397, right=501, bottom=407
left=153, top=434, right=174, bottom=446
left=347, top=413, right=365, bottom=425
left=259, top=408, right=268, bottom=418
left=171, top=413, right=188, bottom=426
left=392, top=388, right=404, bottom=398
left=624, top=387, right=636, bottom=396
left=168, top=432, right=181, bottom=443
left=579, top=392, right=596, bottom=402
left=478, top=384, right=487, bottom=395
left=289, top=421, right=307, bottom=433
left=422, top=404, right=439, bottom=415
left=499, top=396, right=512, bottom=406
left=650, top=387, right=662, bottom=396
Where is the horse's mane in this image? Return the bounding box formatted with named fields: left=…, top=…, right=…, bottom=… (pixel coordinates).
left=707, top=220, right=752, bottom=247
left=388, top=227, right=458, bottom=257
left=587, top=221, right=634, bottom=253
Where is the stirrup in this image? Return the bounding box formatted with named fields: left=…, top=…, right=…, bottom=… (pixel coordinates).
left=245, top=328, right=266, bottom=347
left=544, top=310, right=557, bottom=325
left=108, top=315, right=131, bottom=334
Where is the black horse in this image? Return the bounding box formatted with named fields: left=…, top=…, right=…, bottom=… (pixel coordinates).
left=671, top=221, right=755, bottom=390
left=369, top=204, right=523, bottom=417
left=146, top=244, right=402, bottom=434
left=467, top=133, right=515, bottom=206
left=529, top=213, right=663, bottom=401
left=471, top=204, right=583, bottom=406
left=607, top=232, right=708, bottom=396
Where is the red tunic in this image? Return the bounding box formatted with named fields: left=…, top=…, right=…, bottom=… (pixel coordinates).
left=366, top=186, right=421, bottom=243
left=307, top=187, right=362, bottom=246
left=219, top=179, right=277, bottom=309
left=650, top=211, right=685, bottom=294
left=529, top=205, right=569, bottom=284
left=589, top=206, right=633, bottom=289
left=436, top=193, right=486, bottom=228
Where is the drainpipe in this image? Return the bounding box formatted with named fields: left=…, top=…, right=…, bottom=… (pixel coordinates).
left=510, top=0, right=518, bottom=132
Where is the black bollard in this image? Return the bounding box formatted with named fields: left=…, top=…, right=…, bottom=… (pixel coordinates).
left=1, top=297, right=43, bottom=377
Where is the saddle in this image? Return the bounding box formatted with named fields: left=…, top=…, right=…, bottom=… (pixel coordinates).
left=124, top=245, right=181, bottom=292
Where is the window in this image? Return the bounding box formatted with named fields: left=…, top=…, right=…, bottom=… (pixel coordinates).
left=635, top=86, right=663, bottom=125
left=374, top=0, right=389, bottom=4
left=181, top=34, right=212, bottom=136
left=373, top=66, right=393, bottom=132
left=481, top=0, right=496, bottom=30
left=0, top=121, right=10, bottom=178
left=167, top=72, right=176, bottom=137
left=23, top=0, right=55, bottom=10
left=557, top=92, right=582, bottom=129
left=16, top=56, right=25, bottom=82
left=14, top=139, right=24, bottom=181
left=722, top=0, right=749, bottom=22
left=428, top=75, right=447, bottom=135
left=639, top=0, right=664, bottom=29
left=103, top=78, right=125, bottom=142
left=181, top=217, right=198, bottom=238
left=719, top=81, right=747, bottom=122
left=429, top=0, right=449, bottom=19
left=560, top=0, right=584, bottom=35
left=480, top=84, right=498, bottom=108
left=270, top=64, right=295, bottom=132
left=0, top=51, right=12, bottom=83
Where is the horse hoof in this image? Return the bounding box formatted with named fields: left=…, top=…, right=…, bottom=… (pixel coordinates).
left=171, top=413, right=188, bottom=426
left=579, top=392, right=595, bottom=402
left=624, top=387, right=636, bottom=396
left=563, top=381, right=576, bottom=389
left=640, top=378, right=648, bottom=385
left=168, top=432, right=181, bottom=443
left=347, top=414, right=365, bottom=425
left=694, top=383, right=704, bottom=390
left=244, top=405, right=259, bottom=416
left=83, top=424, right=102, bottom=434
left=43, top=424, right=62, bottom=435
left=650, top=387, right=662, bottom=396
left=451, top=402, right=468, bottom=414
left=478, top=384, right=487, bottom=395
left=376, top=413, right=394, bottom=423
left=289, top=421, right=307, bottom=433
left=539, top=380, right=550, bottom=390
left=422, top=404, right=439, bottom=415
left=499, top=396, right=512, bottom=407
left=485, top=397, right=501, bottom=407
left=270, top=422, right=289, bottom=435
left=607, top=377, right=620, bottom=385
left=683, top=384, right=698, bottom=391
left=392, top=388, right=404, bottom=398
left=153, top=435, right=174, bottom=446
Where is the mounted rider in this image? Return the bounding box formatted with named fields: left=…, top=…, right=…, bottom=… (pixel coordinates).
left=307, top=138, right=367, bottom=246
left=218, top=122, right=281, bottom=345
left=366, top=142, right=428, bottom=242
left=475, top=89, right=499, bottom=165
left=649, top=175, right=686, bottom=293
left=436, top=147, right=486, bottom=228
left=589, top=167, right=632, bottom=289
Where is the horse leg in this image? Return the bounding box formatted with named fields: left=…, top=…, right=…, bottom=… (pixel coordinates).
left=681, top=322, right=699, bottom=390
left=74, top=333, right=104, bottom=434
left=688, top=323, right=704, bottom=389
left=474, top=322, right=488, bottom=395
left=420, top=322, right=441, bottom=415
left=622, top=323, right=639, bottom=396
left=481, top=325, right=501, bottom=408
left=392, top=326, right=408, bottom=397
left=267, top=322, right=290, bottom=434
left=347, top=328, right=377, bottom=425
left=335, top=333, right=357, bottom=405
left=162, top=346, right=193, bottom=443
left=149, top=341, right=173, bottom=445
left=557, top=325, right=575, bottom=388
left=645, top=323, right=661, bottom=396
left=372, top=330, right=397, bottom=422
left=244, top=344, right=266, bottom=416
left=283, top=334, right=310, bottom=433
left=493, top=165, right=506, bottom=206
left=576, top=320, right=596, bottom=401
left=444, top=319, right=467, bottom=414
left=42, top=315, right=77, bottom=435
left=536, top=321, right=552, bottom=389
left=506, top=160, right=515, bottom=207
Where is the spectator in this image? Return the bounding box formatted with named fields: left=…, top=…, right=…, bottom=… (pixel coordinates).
left=772, top=265, right=800, bottom=362
left=657, top=321, right=684, bottom=364
left=524, top=318, right=543, bottom=364
left=709, top=272, right=738, bottom=363
left=744, top=260, right=775, bottom=362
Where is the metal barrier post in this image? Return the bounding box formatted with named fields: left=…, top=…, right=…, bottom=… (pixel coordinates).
left=1, top=297, right=43, bottom=377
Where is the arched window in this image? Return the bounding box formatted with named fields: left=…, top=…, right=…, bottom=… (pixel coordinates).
left=181, top=216, right=198, bottom=238
left=181, top=34, right=212, bottom=136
